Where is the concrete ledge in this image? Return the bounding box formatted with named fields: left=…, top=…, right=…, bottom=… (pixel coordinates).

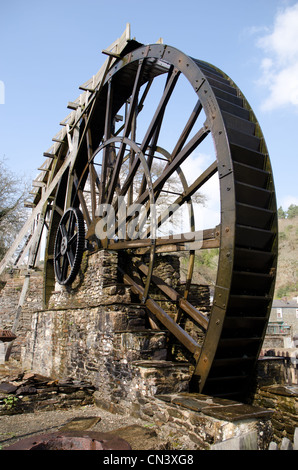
left=156, top=393, right=274, bottom=422
left=128, top=392, right=274, bottom=450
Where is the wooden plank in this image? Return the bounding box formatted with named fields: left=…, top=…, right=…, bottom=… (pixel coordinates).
left=134, top=238, right=220, bottom=254
left=43, top=152, right=56, bottom=158
left=179, top=298, right=209, bottom=330
left=79, top=24, right=131, bottom=92
left=121, top=269, right=201, bottom=357
left=137, top=261, right=209, bottom=330
left=67, top=101, right=80, bottom=110
left=32, top=181, right=46, bottom=188
left=106, top=227, right=219, bottom=251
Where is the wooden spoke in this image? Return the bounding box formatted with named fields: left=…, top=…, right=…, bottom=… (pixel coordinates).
left=138, top=68, right=180, bottom=197
left=136, top=125, right=210, bottom=208
left=136, top=261, right=209, bottom=331
left=86, top=129, right=97, bottom=219
left=119, top=68, right=181, bottom=199
left=73, top=172, right=91, bottom=227
left=99, top=79, right=114, bottom=204
left=144, top=159, right=218, bottom=238
left=171, top=100, right=203, bottom=162
left=106, top=227, right=220, bottom=251
left=120, top=267, right=201, bottom=358
left=107, top=60, right=146, bottom=205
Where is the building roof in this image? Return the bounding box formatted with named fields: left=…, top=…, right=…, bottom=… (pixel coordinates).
left=272, top=299, right=298, bottom=308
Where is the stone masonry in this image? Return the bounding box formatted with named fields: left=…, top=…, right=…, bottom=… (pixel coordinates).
left=21, top=251, right=195, bottom=408
left=1, top=250, right=295, bottom=449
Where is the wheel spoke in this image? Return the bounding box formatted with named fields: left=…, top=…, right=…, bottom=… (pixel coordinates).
left=86, top=129, right=97, bottom=219
left=119, top=67, right=181, bottom=199
left=107, top=60, right=146, bottom=205
left=99, top=79, right=114, bottom=204
left=172, top=100, right=203, bottom=162
left=53, top=207, right=85, bottom=286
left=107, top=227, right=220, bottom=251
left=68, top=232, right=77, bottom=246
left=73, top=171, right=91, bottom=227
left=67, top=247, right=75, bottom=267
left=61, top=255, right=69, bottom=280
left=54, top=250, right=62, bottom=261
left=138, top=68, right=179, bottom=197
left=59, top=223, right=67, bottom=238
left=67, top=211, right=76, bottom=237
left=137, top=125, right=210, bottom=208
left=144, top=159, right=218, bottom=238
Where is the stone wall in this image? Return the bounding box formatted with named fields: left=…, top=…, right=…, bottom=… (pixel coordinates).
left=21, top=251, right=200, bottom=407
left=2, top=250, right=294, bottom=450
left=0, top=270, right=43, bottom=360
left=110, top=392, right=274, bottom=450
left=253, top=385, right=298, bottom=445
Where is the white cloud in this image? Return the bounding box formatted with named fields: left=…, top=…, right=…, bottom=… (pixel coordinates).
left=181, top=153, right=220, bottom=230
left=256, top=3, right=298, bottom=111
left=280, top=195, right=298, bottom=210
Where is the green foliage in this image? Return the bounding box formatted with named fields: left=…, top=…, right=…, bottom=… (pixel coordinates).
left=276, top=282, right=298, bottom=299
left=278, top=204, right=298, bottom=219
left=3, top=395, right=18, bottom=410
left=278, top=206, right=286, bottom=219
left=195, top=249, right=219, bottom=268
left=287, top=204, right=298, bottom=219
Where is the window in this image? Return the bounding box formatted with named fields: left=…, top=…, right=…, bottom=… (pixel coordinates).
left=276, top=308, right=283, bottom=319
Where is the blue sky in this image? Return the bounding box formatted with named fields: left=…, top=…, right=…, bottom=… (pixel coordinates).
left=0, top=0, right=297, bottom=211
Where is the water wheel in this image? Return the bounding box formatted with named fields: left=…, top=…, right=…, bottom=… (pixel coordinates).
left=38, top=37, right=278, bottom=401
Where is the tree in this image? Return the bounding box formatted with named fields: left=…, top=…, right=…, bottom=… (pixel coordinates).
left=278, top=206, right=286, bottom=219
left=286, top=204, right=298, bottom=219
left=0, top=158, right=29, bottom=261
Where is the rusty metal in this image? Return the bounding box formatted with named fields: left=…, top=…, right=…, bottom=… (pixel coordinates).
left=53, top=207, right=85, bottom=285
left=0, top=330, right=16, bottom=343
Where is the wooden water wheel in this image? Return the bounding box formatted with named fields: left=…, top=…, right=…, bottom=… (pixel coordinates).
left=1, top=27, right=277, bottom=400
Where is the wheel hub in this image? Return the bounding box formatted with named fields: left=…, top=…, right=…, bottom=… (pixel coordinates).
left=60, top=236, right=68, bottom=255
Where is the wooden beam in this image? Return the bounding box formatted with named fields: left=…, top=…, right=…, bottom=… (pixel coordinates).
left=106, top=227, right=219, bottom=251
left=43, top=152, right=56, bottom=158
left=121, top=269, right=201, bottom=358
left=32, top=181, right=46, bottom=188
left=67, top=102, right=80, bottom=110
left=137, top=261, right=209, bottom=331
left=134, top=237, right=220, bottom=254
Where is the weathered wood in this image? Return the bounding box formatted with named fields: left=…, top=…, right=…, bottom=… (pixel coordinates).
left=121, top=269, right=201, bottom=358
left=137, top=261, right=209, bottom=331
left=43, top=152, right=56, bottom=158
left=106, top=227, right=219, bottom=252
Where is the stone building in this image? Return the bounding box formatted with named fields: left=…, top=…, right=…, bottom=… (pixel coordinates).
left=264, top=299, right=298, bottom=350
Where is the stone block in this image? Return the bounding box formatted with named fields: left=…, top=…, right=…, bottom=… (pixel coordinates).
left=268, top=441, right=279, bottom=450
left=210, top=431, right=258, bottom=450
left=294, top=428, right=298, bottom=450
left=280, top=437, right=293, bottom=450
